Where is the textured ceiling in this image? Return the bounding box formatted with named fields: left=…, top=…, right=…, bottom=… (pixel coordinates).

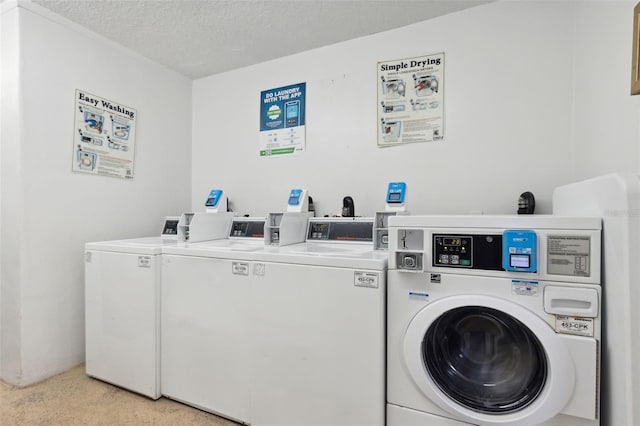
left=32, top=0, right=491, bottom=79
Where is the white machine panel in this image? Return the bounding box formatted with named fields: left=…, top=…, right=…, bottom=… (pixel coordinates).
left=85, top=250, right=160, bottom=399
left=249, top=259, right=386, bottom=426
left=161, top=255, right=251, bottom=422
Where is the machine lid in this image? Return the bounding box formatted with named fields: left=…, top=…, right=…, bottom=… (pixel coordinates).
left=85, top=237, right=179, bottom=254
left=403, top=294, right=575, bottom=426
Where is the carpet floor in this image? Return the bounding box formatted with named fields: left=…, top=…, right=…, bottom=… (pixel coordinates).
left=0, top=365, right=238, bottom=425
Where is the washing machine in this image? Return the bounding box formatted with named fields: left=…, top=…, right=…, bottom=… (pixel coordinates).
left=160, top=216, right=267, bottom=424
left=248, top=217, right=387, bottom=426
left=84, top=217, right=182, bottom=399
left=386, top=215, right=602, bottom=426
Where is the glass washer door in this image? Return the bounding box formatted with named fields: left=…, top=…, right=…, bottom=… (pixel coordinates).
left=403, top=294, right=575, bottom=426
left=422, top=306, right=546, bottom=414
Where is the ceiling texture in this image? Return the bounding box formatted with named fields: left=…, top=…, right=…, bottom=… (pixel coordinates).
left=32, top=0, right=491, bottom=79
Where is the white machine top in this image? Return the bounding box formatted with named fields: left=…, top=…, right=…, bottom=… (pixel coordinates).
left=85, top=237, right=183, bottom=255
left=254, top=217, right=387, bottom=269
left=162, top=238, right=265, bottom=258
left=256, top=245, right=388, bottom=270
left=388, top=214, right=601, bottom=230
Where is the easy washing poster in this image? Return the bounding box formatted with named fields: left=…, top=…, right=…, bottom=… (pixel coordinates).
left=259, top=82, right=306, bottom=157
left=72, top=89, right=137, bottom=179
left=377, top=52, right=445, bottom=147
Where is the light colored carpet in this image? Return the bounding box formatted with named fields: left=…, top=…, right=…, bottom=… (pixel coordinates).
left=0, top=365, right=238, bottom=425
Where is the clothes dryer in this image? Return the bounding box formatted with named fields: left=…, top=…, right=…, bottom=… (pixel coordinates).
left=553, top=173, right=640, bottom=426
left=249, top=217, right=387, bottom=426
left=386, top=215, right=602, bottom=426
left=160, top=217, right=267, bottom=424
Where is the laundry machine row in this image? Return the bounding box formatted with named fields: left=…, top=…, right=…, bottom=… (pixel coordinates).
left=160, top=216, right=388, bottom=426
left=386, top=215, right=602, bottom=426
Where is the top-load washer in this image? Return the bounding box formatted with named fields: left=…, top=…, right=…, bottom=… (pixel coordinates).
left=386, top=215, right=602, bottom=426
left=85, top=218, right=180, bottom=399
left=85, top=213, right=233, bottom=399
left=249, top=217, right=388, bottom=426
left=160, top=216, right=268, bottom=423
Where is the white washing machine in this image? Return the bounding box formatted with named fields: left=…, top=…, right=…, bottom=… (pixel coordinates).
left=160, top=217, right=267, bottom=424
left=249, top=217, right=387, bottom=426
left=386, top=215, right=602, bottom=426
left=84, top=217, right=182, bottom=399
left=553, top=173, right=640, bottom=426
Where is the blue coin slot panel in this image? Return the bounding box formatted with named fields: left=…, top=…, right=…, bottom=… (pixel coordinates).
left=502, top=229, right=537, bottom=273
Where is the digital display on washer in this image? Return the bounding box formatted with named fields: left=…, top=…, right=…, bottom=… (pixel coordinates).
left=388, top=193, right=401, bottom=201
left=161, top=219, right=179, bottom=235
left=510, top=254, right=530, bottom=269
left=307, top=221, right=373, bottom=242
left=230, top=220, right=265, bottom=238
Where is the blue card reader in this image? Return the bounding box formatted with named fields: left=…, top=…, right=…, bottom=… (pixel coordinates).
left=288, top=189, right=303, bottom=206
left=502, top=229, right=537, bottom=273
left=205, top=189, right=224, bottom=208
left=386, top=182, right=406, bottom=204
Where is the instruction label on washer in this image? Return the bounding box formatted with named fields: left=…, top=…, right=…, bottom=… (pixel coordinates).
left=556, top=315, right=594, bottom=337
left=547, top=236, right=590, bottom=277
left=354, top=271, right=379, bottom=288
left=138, top=256, right=151, bottom=268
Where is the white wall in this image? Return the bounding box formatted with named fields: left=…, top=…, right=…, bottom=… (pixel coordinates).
left=191, top=1, right=571, bottom=216
left=571, top=1, right=640, bottom=180
left=0, top=1, right=192, bottom=386
left=0, top=2, right=22, bottom=383
left=192, top=1, right=640, bottom=217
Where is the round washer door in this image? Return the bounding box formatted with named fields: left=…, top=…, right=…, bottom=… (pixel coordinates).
left=404, top=294, right=575, bottom=426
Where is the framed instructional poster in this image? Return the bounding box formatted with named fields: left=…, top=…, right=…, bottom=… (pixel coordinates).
left=72, top=89, right=137, bottom=179
left=377, top=53, right=444, bottom=147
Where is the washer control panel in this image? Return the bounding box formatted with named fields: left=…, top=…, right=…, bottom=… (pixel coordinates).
left=229, top=219, right=265, bottom=238
left=432, top=234, right=503, bottom=270
left=433, top=235, right=472, bottom=267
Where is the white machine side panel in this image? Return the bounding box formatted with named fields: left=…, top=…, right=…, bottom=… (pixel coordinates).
left=250, top=262, right=386, bottom=426
left=160, top=255, right=251, bottom=423
left=553, top=173, right=640, bottom=426
left=85, top=250, right=160, bottom=399
left=560, top=335, right=598, bottom=420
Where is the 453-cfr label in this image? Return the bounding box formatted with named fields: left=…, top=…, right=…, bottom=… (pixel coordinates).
left=354, top=271, right=379, bottom=288
left=556, top=315, right=594, bottom=337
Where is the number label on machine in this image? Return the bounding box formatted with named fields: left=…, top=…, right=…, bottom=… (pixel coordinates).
left=354, top=271, right=379, bottom=288
left=232, top=262, right=249, bottom=276
left=556, top=315, right=594, bottom=337
left=138, top=256, right=151, bottom=268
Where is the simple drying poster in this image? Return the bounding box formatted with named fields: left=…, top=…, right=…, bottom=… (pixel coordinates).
left=72, top=89, right=137, bottom=179
left=377, top=53, right=444, bottom=147
left=259, top=82, right=306, bottom=157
